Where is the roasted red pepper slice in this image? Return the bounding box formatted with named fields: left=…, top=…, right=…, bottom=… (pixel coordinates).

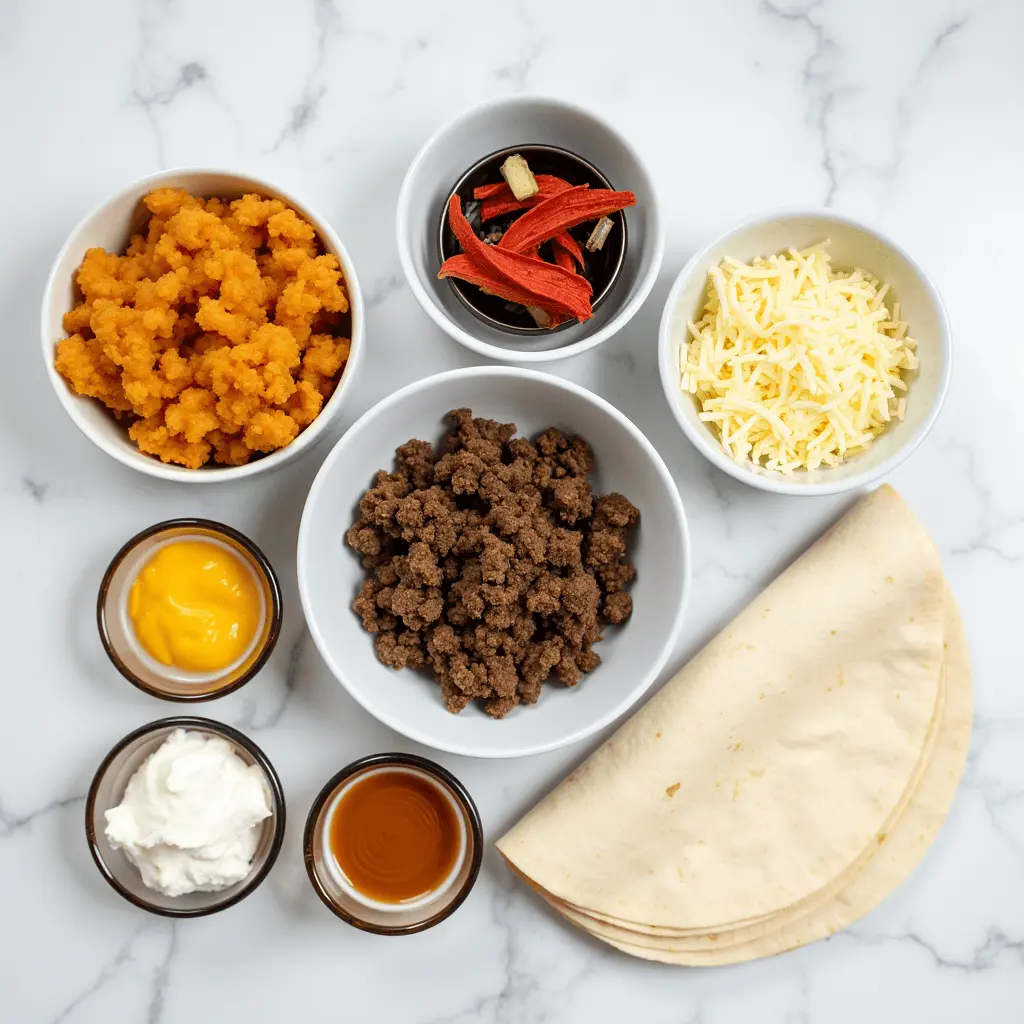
left=479, top=197, right=533, bottom=221
left=479, top=177, right=582, bottom=221
left=444, top=196, right=593, bottom=321
left=551, top=245, right=576, bottom=272
left=551, top=231, right=584, bottom=268
left=498, top=187, right=636, bottom=253
left=473, top=174, right=573, bottom=201
left=438, top=254, right=575, bottom=315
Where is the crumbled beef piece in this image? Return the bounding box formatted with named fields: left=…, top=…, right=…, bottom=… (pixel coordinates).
left=585, top=528, right=628, bottom=567
left=346, top=525, right=382, bottom=560
left=560, top=436, right=595, bottom=477
left=345, top=409, right=638, bottom=717
left=395, top=439, right=437, bottom=490
left=547, top=528, right=582, bottom=567
left=480, top=533, right=514, bottom=583
left=375, top=630, right=426, bottom=670
left=603, top=591, right=634, bottom=624
left=535, top=427, right=570, bottom=457
left=551, top=477, right=593, bottom=525
left=561, top=571, right=600, bottom=618
left=526, top=576, right=562, bottom=615
left=594, top=492, right=640, bottom=528
left=597, top=561, right=636, bottom=594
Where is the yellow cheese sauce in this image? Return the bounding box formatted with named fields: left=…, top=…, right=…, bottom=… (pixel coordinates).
left=129, top=540, right=261, bottom=674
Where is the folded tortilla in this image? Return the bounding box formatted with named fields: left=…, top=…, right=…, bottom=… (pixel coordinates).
left=549, top=623, right=948, bottom=945
left=498, top=486, right=948, bottom=932
left=556, top=585, right=971, bottom=964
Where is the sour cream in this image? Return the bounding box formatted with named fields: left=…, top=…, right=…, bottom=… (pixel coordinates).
left=104, top=729, right=272, bottom=897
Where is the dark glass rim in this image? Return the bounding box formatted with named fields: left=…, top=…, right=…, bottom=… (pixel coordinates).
left=438, top=143, right=628, bottom=335
left=85, top=715, right=287, bottom=918
left=303, top=752, right=484, bottom=935
left=96, top=518, right=283, bottom=702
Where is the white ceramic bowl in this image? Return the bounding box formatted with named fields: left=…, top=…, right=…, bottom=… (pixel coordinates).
left=658, top=211, right=951, bottom=496
left=298, top=367, right=689, bottom=758
left=397, top=96, right=664, bottom=363
left=42, top=168, right=365, bottom=482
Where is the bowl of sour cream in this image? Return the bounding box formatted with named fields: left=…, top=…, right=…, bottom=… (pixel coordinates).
left=85, top=717, right=285, bottom=916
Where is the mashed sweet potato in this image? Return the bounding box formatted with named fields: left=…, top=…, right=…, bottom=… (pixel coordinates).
left=55, top=187, right=352, bottom=468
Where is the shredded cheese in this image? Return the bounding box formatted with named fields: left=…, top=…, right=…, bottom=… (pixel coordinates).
left=679, top=241, right=916, bottom=474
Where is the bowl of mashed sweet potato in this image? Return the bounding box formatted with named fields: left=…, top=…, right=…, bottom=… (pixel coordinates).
left=41, top=169, right=364, bottom=481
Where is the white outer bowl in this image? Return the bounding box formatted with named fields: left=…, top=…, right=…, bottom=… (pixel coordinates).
left=41, top=168, right=365, bottom=483
left=658, top=211, right=951, bottom=496
left=298, top=367, right=690, bottom=759
left=396, top=96, right=665, bottom=363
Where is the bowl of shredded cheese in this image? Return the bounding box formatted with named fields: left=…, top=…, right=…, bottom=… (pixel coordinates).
left=658, top=212, right=950, bottom=495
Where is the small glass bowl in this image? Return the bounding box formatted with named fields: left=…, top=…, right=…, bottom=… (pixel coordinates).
left=85, top=716, right=286, bottom=917
left=97, top=518, right=283, bottom=701
left=304, top=753, right=483, bottom=935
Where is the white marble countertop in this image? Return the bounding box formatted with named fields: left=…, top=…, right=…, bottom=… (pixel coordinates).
left=3, top=0, right=1022, bottom=1020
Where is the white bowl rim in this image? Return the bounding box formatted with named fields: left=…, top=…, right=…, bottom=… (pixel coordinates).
left=657, top=207, right=952, bottom=497
left=41, top=165, right=365, bottom=483
left=396, top=94, right=666, bottom=365
left=297, top=365, right=691, bottom=758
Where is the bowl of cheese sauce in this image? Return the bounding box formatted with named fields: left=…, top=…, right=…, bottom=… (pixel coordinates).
left=98, top=519, right=282, bottom=700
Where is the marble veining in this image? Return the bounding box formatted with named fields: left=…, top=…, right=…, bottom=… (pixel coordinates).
left=2, top=0, right=1022, bottom=1020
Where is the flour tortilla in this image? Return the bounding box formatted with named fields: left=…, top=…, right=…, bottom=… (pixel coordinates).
left=551, top=631, right=948, bottom=944
left=540, top=635, right=948, bottom=947
left=497, top=486, right=946, bottom=930
left=563, top=587, right=971, bottom=964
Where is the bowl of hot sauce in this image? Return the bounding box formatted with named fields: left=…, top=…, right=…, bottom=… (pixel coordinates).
left=97, top=519, right=282, bottom=701
left=304, top=753, right=483, bottom=934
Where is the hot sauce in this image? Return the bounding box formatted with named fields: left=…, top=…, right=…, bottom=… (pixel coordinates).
left=328, top=769, right=462, bottom=904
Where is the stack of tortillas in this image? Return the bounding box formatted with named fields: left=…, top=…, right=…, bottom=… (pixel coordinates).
left=497, top=486, right=972, bottom=965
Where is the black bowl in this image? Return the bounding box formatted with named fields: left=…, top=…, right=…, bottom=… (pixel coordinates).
left=438, top=144, right=628, bottom=335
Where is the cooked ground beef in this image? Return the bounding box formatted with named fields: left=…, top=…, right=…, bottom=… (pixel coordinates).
left=346, top=409, right=638, bottom=719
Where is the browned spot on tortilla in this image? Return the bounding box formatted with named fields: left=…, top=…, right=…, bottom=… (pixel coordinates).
left=666, top=782, right=681, bottom=798
left=655, top=730, right=662, bottom=740
left=878, top=833, right=887, bottom=844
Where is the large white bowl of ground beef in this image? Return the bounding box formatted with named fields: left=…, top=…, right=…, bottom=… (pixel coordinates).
left=298, top=367, right=690, bottom=758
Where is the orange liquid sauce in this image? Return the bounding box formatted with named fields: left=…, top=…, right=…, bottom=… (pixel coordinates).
left=328, top=770, right=462, bottom=904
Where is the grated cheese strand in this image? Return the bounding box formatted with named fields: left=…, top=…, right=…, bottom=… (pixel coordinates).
left=679, top=241, right=915, bottom=474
